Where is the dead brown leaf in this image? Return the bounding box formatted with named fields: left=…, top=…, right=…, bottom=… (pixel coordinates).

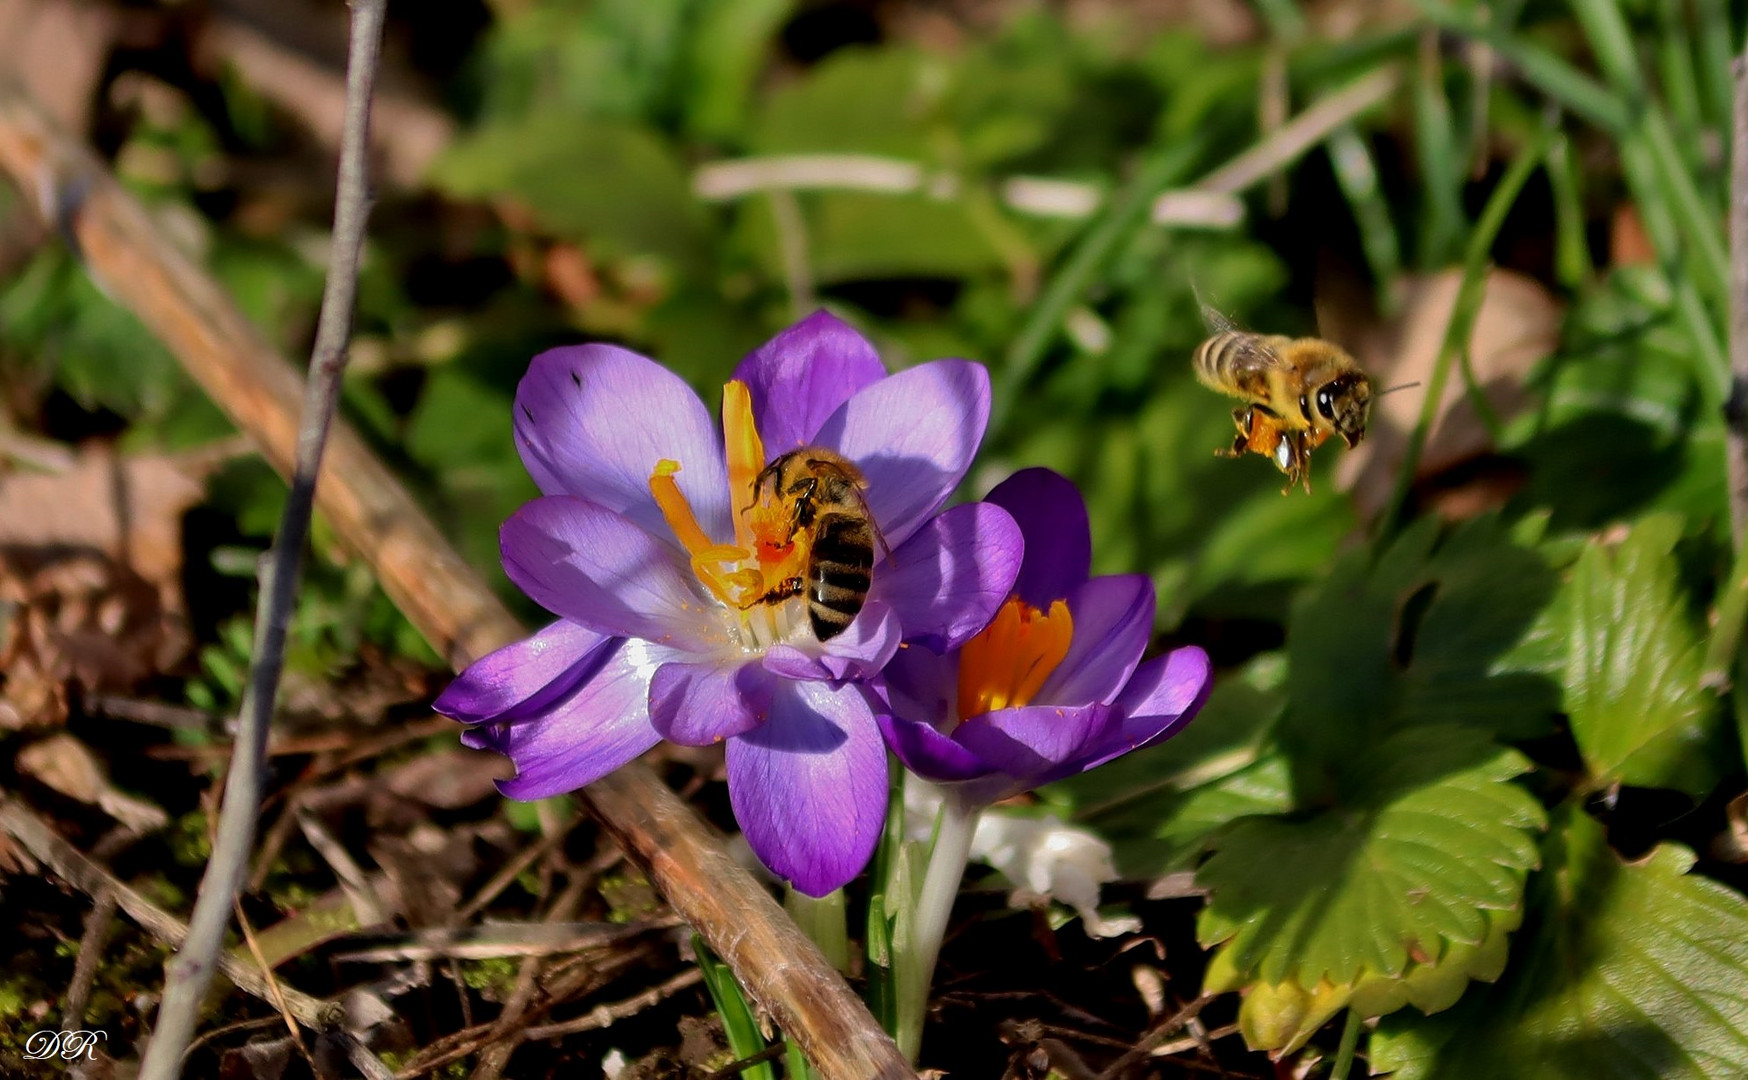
left=0, top=443, right=213, bottom=726
left=1332, top=268, right=1564, bottom=518
left=15, top=731, right=168, bottom=831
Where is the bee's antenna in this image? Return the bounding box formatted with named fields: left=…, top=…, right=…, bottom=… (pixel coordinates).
left=1378, top=381, right=1421, bottom=397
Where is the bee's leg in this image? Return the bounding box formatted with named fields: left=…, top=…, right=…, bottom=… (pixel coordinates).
left=1218, top=407, right=1253, bottom=458
left=760, top=576, right=806, bottom=604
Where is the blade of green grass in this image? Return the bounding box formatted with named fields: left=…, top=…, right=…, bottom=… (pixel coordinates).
left=991, top=137, right=1204, bottom=437
left=1568, top=0, right=1731, bottom=322
left=1656, top=0, right=1705, bottom=162
left=1410, top=0, right=1631, bottom=132
left=1414, top=32, right=1466, bottom=267
left=1696, top=0, right=1736, bottom=135
left=1327, top=124, right=1402, bottom=305
left=1382, top=123, right=1553, bottom=530
left=1545, top=133, right=1594, bottom=290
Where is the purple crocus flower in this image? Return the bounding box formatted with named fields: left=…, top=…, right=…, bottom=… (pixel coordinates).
left=877, top=468, right=1212, bottom=804
left=436, top=312, right=1023, bottom=896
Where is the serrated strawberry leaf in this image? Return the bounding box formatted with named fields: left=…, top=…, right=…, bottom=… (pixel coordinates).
left=1283, top=516, right=1560, bottom=790
left=1560, top=514, right=1721, bottom=796
left=1372, top=809, right=1748, bottom=1080
left=1195, top=725, right=1546, bottom=1054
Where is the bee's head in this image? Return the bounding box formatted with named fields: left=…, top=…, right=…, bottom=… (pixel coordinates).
left=1314, top=373, right=1372, bottom=448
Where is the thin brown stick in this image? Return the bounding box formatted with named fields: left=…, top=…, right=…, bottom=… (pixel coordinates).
left=453, top=813, right=583, bottom=922
left=1726, top=53, right=1748, bottom=546
left=1094, top=994, right=1216, bottom=1080
left=0, top=63, right=913, bottom=1080
left=520, top=968, right=704, bottom=1039
left=61, top=887, right=117, bottom=1031
left=0, top=797, right=337, bottom=1029
left=142, top=3, right=389, bottom=1071
left=234, top=898, right=319, bottom=1077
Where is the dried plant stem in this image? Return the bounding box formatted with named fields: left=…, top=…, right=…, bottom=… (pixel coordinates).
left=61, top=886, right=118, bottom=1031
left=1724, top=52, right=1748, bottom=771
left=138, top=3, right=387, bottom=1074
left=0, top=38, right=910, bottom=1080
left=1726, top=53, right=1748, bottom=547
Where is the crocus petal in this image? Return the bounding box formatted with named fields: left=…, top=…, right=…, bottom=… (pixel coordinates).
left=514, top=344, right=731, bottom=540
left=468, top=638, right=674, bottom=800
left=649, top=660, right=773, bottom=746
left=501, top=496, right=732, bottom=651
left=435, top=620, right=611, bottom=723
left=878, top=712, right=993, bottom=783
left=815, top=359, right=990, bottom=546
left=879, top=643, right=959, bottom=729
left=1084, top=645, right=1215, bottom=766
left=731, top=311, right=887, bottom=453
left=726, top=679, right=889, bottom=897
left=984, top=468, right=1092, bottom=608
left=873, top=503, right=1023, bottom=652
left=762, top=601, right=901, bottom=683
left=953, top=703, right=1115, bottom=786
left=1036, top=575, right=1156, bottom=706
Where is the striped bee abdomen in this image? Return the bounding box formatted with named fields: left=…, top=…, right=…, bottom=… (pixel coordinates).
left=806, top=512, right=874, bottom=640
left=1192, top=332, right=1249, bottom=391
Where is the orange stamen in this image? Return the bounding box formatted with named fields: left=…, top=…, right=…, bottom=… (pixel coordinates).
left=722, top=381, right=765, bottom=549
left=649, top=459, right=714, bottom=556
left=956, top=597, right=1074, bottom=720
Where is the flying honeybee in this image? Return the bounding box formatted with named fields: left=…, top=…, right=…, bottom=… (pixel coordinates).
left=1192, top=308, right=1378, bottom=493
left=745, top=448, right=890, bottom=641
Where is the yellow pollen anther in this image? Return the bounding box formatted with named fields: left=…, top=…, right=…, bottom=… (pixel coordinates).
left=956, top=597, right=1074, bottom=720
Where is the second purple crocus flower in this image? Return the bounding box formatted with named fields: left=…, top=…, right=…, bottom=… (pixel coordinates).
left=436, top=312, right=1023, bottom=896
left=878, top=467, right=1212, bottom=803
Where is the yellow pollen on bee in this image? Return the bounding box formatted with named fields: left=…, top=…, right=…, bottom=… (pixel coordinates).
left=956, top=596, right=1074, bottom=720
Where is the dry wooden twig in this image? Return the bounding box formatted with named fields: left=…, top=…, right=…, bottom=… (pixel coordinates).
left=0, top=51, right=913, bottom=1080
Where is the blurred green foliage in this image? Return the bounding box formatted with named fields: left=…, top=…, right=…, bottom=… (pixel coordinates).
left=4, top=0, right=1748, bottom=1073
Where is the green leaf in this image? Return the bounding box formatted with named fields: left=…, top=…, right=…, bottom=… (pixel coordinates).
left=1560, top=513, right=1720, bottom=796
left=750, top=47, right=945, bottom=158
left=806, top=192, right=1005, bottom=283
left=1283, top=516, right=1560, bottom=786
left=1047, top=654, right=1292, bottom=875
left=681, top=0, right=795, bottom=142
left=1196, top=725, right=1546, bottom=1054
left=1372, top=809, right=1748, bottom=1079
left=431, top=113, right=707, bottom=268
left=0, top=248, right=187, bottom=423
left=1509, top=269, right=1725, bottom=529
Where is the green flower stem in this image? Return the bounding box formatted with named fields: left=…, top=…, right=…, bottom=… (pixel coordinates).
left=893, top=791, right=982, bottom=1062
left=865, top=759, right=909, bottom=1034
left=785, top=888, right=849, bottom=974
left=1331, top=1007, right=1364, bottom=1080
left=1704, top=560, right=1748, bottom=693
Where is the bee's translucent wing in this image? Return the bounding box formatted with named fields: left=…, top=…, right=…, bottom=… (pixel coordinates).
left=1199, top=303, right=1239, bottom=335
left=1199, top=305, right=1287, bottom=376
